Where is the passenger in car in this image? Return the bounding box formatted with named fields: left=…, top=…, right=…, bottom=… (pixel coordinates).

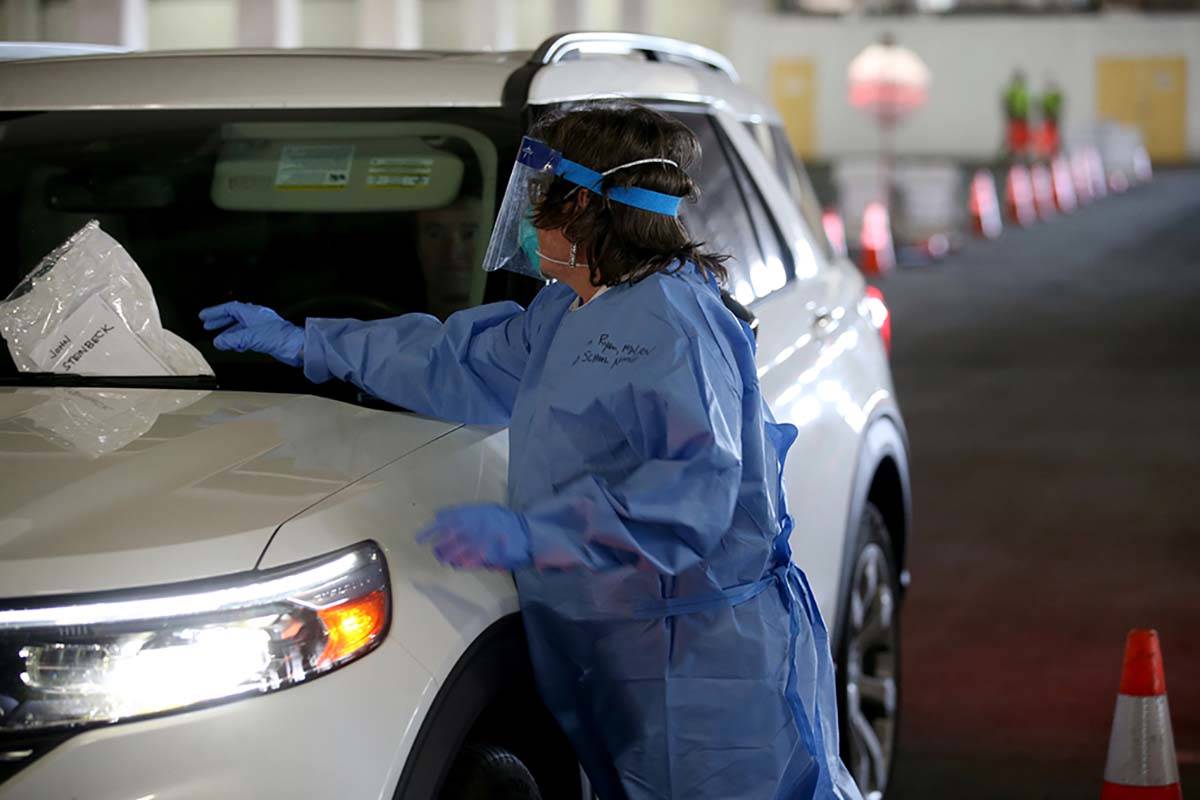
left=199, top=103, right=861, bottom=800
left=415, top=193, right=482, bottom=320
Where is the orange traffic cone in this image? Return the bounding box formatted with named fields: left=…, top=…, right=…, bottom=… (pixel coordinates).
left=1004, top=164, right=1036, bottom=227
left=858, top=201, right=895, bottom=276
left=1031, top=163, right=1057, bottom=221
left=1051, top=156, right=1077, bottom=213
left=969, top=169, right=1002, bottom=239
left=1101, top=630, right=1182, bottom=800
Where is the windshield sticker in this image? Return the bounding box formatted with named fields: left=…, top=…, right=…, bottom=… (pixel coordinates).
left=27, top=293, right=171, bottom=376
left=366, top=156, right=434, bottom=189
left=275, top=144, right=354, bottom=190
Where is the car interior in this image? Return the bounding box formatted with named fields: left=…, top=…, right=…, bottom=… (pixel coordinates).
left=0, top=111, right=514, bottom=397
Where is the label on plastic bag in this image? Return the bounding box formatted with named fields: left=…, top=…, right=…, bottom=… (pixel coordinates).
left=28, top=293, right=171, bottom=376
left=366, top=156, right=434, bottom=189
left=275, top=144, right=354, bottom=190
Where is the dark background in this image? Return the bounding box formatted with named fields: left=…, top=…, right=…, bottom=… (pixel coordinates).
left=880, top=169, right=1199, bottom=798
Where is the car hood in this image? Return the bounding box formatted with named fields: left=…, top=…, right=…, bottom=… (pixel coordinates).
left=0, top=387, right=458, bottom=598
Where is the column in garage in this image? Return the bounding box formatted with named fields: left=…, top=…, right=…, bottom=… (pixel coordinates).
left=457, top=0, right=516, bottom=51
left=5, top=0, right=40, bottom=40
left=236, top=0, right=300, bottom=48
left=68, top=0, right=149, bottom=49
left=358, top=0, right=421, bottom=49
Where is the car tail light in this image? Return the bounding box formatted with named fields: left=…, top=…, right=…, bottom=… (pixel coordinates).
left=860, top=286, right=892, bottom=356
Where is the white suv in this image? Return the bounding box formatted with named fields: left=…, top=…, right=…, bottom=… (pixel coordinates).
left=0, top=34, right=910, bottom=800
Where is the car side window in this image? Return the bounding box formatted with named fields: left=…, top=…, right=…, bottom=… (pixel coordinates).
left=743, top=120, right=834, bottom=262
left=732, top=130, right=796, bottom=290
left=671, top=110, right=788, bottom=306
left=743, top=120, right=779, bottom=167
left=768, top=124, right=834, bottom=261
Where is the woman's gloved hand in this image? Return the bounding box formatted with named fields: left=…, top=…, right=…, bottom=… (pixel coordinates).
left=416, top=503, right=533, bottom=571
left=199, top=302, right=304, bottom=367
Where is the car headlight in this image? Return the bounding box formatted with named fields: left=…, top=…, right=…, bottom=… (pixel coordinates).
left=0, top=541, right=388, bottom=733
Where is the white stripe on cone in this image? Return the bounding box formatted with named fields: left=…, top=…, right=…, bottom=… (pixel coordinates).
left=1103, top=694, right=1180, bottom=787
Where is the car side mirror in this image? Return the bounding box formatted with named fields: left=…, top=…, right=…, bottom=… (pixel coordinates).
left=721, top=290, right=759, bottom=340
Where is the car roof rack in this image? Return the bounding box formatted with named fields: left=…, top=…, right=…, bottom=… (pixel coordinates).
left=0, top=41, right=128, bottom=61
left=531, top=32, right=739, bottom=83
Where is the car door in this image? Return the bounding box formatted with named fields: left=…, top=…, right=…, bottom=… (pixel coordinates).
left=653, top=106, right=849, bottom=619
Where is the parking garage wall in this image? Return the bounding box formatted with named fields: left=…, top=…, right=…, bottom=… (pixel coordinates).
left=730, top=12, right=1200, bottom=163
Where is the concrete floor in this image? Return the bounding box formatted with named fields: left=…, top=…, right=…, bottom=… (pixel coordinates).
left=879, top=170, right=1200, bottom=798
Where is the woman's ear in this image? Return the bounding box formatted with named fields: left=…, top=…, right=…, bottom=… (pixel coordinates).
left=565, top=188, right=591, bottom=231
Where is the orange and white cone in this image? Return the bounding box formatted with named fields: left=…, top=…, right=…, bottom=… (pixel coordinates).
left=858, top=201, right=895, bottom=276
left=1004, top=164, right=1036, bottom=227
left=1051, top=156, right=1077, bottom=214
left=823, top=208, right=849, bottom=259
left=1101, top=629, right=1182, bottom=800
left=1072, top=150, right=1095, bottom=205
left=969, top=169, right=1002, bottom=239
left=1133, top=145, right=1153, bottom=184
left=1088, top=146, right=1109, bottom=199
left=1031, top=163, right=1057, bottom=221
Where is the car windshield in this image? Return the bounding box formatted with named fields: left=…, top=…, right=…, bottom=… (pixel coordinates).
left=0, top=108, right=520, bottom=400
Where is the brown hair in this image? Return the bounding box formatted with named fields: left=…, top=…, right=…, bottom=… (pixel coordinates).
left=529, top=102, right=729, bottom=287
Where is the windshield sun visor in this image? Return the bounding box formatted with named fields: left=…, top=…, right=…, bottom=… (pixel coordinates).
left=212, top=123, right=466, bottom=213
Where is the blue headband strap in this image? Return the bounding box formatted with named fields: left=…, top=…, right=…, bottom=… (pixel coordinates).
left=556, top=158, right=683, bottom=217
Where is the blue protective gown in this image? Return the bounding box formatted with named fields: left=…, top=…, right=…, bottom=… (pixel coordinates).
left=304, top=263, right=861, bottom=800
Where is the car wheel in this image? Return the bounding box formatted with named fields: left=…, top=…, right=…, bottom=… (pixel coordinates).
left=439, top=744, right=543, bottom=800
left=837, top=502, right=901, bottom=799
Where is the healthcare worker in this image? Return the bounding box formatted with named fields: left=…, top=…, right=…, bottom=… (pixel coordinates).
left=1003, top=70, right=1031, bottom=160
left=200, top=103, right=861, bottom=800
left=1038, top=79, right=1064, bottom=158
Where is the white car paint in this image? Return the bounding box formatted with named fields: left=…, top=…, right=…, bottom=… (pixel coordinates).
left=0, top=50, right=517, bottom=111
left=0, top=388, right=457, bottom=596
left=257, top=424, right=519, bottom=683
left=0, top=35, right=908, bottom=800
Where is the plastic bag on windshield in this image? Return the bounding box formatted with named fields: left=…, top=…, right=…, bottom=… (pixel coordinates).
left=0, top=220, right=213, bottom=376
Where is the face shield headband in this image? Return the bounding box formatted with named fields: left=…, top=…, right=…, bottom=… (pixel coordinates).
left=481, top=136, right=685, bottom=278
left=555, top=157, right=684, bottom=217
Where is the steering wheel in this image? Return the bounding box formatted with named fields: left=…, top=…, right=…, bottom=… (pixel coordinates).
left=281, top=293, right=406, bottom=322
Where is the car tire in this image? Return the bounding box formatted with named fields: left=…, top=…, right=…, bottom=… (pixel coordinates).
left=837, top=501, right=901, bottom=799
left=439, top=744, right=543, bottom=800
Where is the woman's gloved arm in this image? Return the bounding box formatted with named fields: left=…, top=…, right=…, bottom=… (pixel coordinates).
left=201, top=300, right=535, bottom=425
left=418, top=331, right=745, bottom=575
left=303, top=303, right=533, bottom=424
left=200, top=302, right=305, bottom=366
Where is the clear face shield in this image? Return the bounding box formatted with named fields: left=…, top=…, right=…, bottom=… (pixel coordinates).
left=481, top=136, right=685, bottom=279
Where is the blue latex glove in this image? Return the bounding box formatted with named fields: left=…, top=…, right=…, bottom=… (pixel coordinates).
left=199, top=302, right=304, bottom=367
left=415, top=503, right=533, bottom=571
